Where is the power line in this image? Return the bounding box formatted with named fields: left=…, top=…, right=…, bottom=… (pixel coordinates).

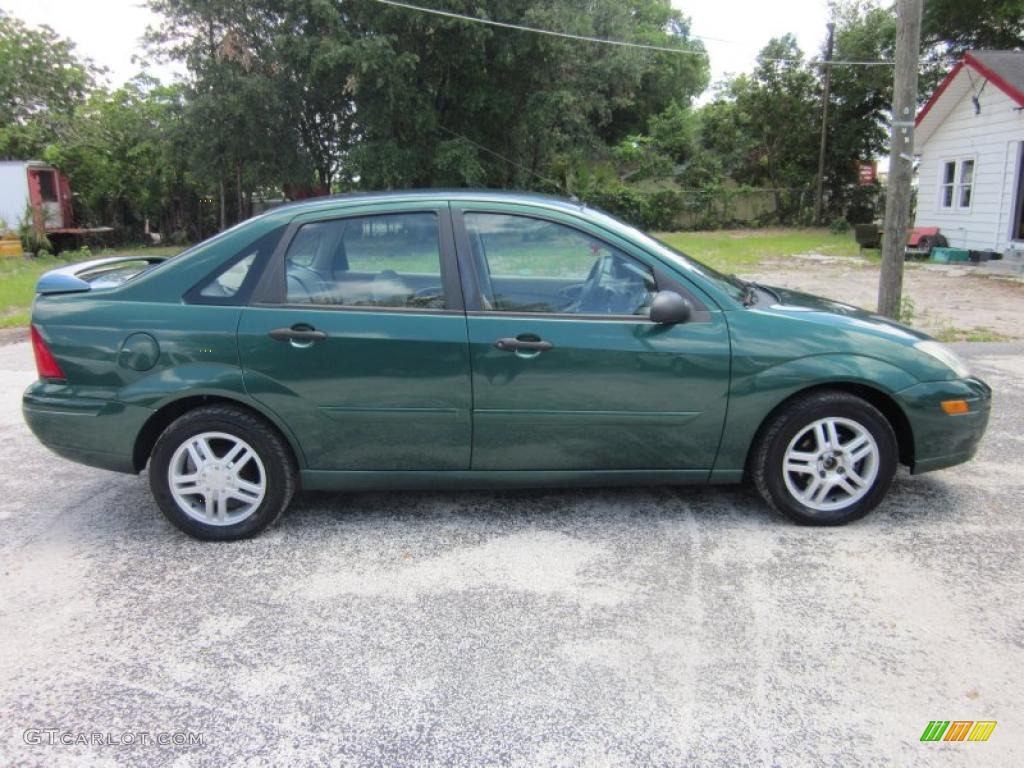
left=370, top=0, right=895, bottom=67
left=371, top=0, right=708, bottom=56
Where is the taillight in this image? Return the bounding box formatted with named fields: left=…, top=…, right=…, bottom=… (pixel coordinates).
left=30, top=325, right=66, bottom=380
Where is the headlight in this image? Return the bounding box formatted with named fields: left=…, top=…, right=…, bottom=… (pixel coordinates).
left=914, top=340, right=970, bottom=378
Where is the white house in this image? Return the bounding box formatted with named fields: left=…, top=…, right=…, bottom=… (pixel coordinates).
left=914, top=50, right=1024, bottom=255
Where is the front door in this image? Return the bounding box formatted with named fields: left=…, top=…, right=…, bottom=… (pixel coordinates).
left=238, top=206, right=472, bottom=470
left=454, top=207, right=730, bottom=472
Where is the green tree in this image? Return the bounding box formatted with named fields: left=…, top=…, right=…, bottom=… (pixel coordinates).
left=922, top=0, right=1024, bottom=61
left=0, top=11, right=99, bottom=159
left=820, top=0, right=895, bottom=221
left=43, top=77, right=194, bottom=236
left=920, top=0, right=1024, bottom=94
left=696, top=36, right=819, bottom=221
left=146, top=0, right=708, bottom=196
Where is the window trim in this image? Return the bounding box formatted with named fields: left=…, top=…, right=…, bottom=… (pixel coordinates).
left=250, top=206, right=463, bottom=313
left=939, top=156, right=976, bottom=212
left=1011, top=142, right=1024, bottom=243
left=450, top=206, right=710, bottom=322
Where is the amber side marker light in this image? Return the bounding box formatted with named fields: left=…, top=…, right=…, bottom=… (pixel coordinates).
left=941, top=400, right=969, bottom=415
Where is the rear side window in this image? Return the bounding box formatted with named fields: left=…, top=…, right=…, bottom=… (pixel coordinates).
left=282, top=212, right=445, bottom=309
left=187, top=226, right=285, bottom=305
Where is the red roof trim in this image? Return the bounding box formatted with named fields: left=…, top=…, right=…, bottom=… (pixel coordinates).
left=915, top=60, right=964, bottom=126
left=962, top=51, right=1024, bottom=107
left=917, top=53, right=1024, bottom=126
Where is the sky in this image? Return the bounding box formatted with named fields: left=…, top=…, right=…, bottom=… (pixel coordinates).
left=2, top=0, right=834, bottom=92
left=673, top=0, right=832, bottom=88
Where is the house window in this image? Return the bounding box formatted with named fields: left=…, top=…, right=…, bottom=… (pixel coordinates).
left=958, top=159, right=974, bottom=208
left=941, top=161, right=956, bottom=208
left=940, top=158, right=974, bottom=210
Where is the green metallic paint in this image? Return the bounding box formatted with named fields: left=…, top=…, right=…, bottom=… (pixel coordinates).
left=118, top=332, right=161, bottom=372
left=465, top=313, right=730, bottom=471
left=238, top=306, right=472, bottom=470
left=23, top=390, right=151, bottom=473
left=22, top=190, right=992, bottom=494
left=895, top=377, right=991, bottom=472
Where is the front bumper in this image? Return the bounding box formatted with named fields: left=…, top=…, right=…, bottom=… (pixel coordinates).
left=895, top=376, right=991, bottom=474
left=22, top=381, right=152, bottom=474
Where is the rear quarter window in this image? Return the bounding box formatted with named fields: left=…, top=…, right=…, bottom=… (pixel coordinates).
left=186, top=226, right=286, bottom=305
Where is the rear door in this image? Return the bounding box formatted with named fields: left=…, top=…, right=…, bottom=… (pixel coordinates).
left=237, top=203, right=472, bottom=470
left=453, top=205, right=731, bottom=472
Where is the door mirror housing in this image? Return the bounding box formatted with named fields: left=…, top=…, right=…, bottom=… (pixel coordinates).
left=648, top=291, right=692, bottom=324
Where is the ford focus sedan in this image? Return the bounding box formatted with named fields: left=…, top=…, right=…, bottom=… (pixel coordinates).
left=24, top=191, right=991, bottom=539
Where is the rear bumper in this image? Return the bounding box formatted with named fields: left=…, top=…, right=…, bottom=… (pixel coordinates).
left=895, top=376, right=991, bottom=475
left=22, top=382, right=152, bottom=474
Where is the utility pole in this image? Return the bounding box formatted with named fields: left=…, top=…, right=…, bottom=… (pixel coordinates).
left=877, top=0, right=923, bottom=319
left=813, top=22, right=836, bottom=226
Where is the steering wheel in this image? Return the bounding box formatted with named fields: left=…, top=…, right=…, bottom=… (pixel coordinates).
left=574, top=255, right=611, bottom=314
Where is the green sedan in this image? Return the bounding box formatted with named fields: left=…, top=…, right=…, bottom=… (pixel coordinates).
left=24, top=191, right=991, bottom=540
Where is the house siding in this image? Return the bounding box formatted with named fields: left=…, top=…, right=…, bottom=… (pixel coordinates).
left=915, top=85, right=1024, bottom=253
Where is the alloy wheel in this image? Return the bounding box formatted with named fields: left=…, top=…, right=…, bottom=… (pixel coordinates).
left=782, top=417, right=880, bottom=512
left=167, top=431, right=267, bottom=526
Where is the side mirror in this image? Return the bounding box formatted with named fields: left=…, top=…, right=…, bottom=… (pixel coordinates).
left=648, top=290, right=692, bottom=324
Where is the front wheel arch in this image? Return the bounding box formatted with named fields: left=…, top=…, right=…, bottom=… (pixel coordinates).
left=133, top=394, right=302, bottom=473
left=743, top=382, right=915, bottom=478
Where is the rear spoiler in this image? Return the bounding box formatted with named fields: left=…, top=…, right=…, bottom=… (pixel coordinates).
left=36, top=255, right=168, bottom=295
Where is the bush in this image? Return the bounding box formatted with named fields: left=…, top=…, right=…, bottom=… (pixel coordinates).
left=582, top=185, right=686, bottom=231
left=18, top=204, right=52, bottom=257
left=829, top=218, right=851, bottom=234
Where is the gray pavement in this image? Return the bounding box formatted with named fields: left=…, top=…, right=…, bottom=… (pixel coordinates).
left=0, top=340, right=1021, bottom=767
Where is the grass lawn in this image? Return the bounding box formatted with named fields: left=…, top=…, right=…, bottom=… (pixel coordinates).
left=654, top=227, right=863, bottom=273
left=0, top=246, right=183, bottom=328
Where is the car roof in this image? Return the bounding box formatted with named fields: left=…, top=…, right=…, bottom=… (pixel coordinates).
left=265, top=189, right=584, bottom=217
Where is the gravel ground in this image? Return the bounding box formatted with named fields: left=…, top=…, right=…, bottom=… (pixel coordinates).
left=0, top=340, right=1021, bottom=767
left=746, top=256, right=1024, bottom=341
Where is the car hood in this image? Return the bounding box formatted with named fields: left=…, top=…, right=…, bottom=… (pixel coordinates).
left=760, top=284, right=931, bottom=344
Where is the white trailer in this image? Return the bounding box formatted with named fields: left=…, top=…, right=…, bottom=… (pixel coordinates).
left=0, top=160, right=111, bottom=243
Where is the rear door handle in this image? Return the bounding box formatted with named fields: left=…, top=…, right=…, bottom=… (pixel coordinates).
left=268, top=326, right=328, bottom=342
left=493, top=337, right=554, bottom=352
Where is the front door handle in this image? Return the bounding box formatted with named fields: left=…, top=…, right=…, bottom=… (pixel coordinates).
left=493, top=337, right=554, bottom=352
left=268, top=326, right=328, bottom=342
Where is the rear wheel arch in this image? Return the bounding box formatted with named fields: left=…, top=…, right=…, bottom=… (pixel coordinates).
left=133, top=394, right=304, bottom=472
left=743, top=382, right=915, bottom=475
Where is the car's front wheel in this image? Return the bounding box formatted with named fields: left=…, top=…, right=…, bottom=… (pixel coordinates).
left=149, top=405, right=297, bottom=540
left=752, top=391, right=898, bottom=525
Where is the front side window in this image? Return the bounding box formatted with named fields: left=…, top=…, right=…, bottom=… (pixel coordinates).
left=463, top=212, right=656, bottom=316
left=284, top=212, right=444, bottom=309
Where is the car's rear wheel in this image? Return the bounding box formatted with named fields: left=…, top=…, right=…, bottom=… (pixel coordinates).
left=150, top=405, right=297, bottom=540
left=752, top=391, right=898, bottom=525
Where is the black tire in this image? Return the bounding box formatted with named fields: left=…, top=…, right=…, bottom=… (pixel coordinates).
left=149, top=404, right=297, bottom=540
left=751, top=391, right=898, bottom=525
